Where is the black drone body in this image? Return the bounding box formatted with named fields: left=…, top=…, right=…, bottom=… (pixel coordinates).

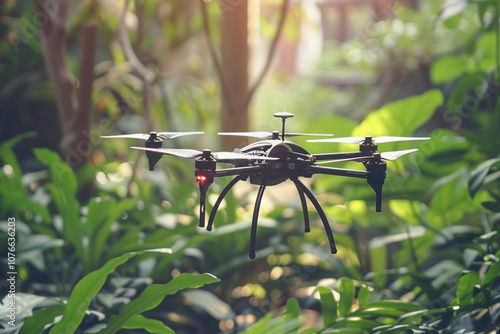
left=103, top=112, right=428, bottom=259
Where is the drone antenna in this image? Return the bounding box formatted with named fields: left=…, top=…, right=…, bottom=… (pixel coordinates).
left=274, top=112, right=294, bottom=141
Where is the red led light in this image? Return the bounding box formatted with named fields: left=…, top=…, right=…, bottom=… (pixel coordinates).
left=196, top=175, right=207, bottom=185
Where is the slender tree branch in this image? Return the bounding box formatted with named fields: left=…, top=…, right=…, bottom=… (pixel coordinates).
left=199, top=0, right=235, bottom=113
left=35, top=0, right=97, bottom=170
left=35, top=0, right=77, bottom=130
left=199, top=0, right=290, bottom=114
left=244, top=0, right=290, bottom=107
left=119, top=0, right=158, bottom=194
left=119, top=0, right=156, bottom=85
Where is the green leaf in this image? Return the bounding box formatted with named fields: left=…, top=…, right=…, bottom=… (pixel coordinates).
left=183, top=290, right=235, bottom=320
left=482, top=261, right=500, bottom=286
left=430, top=54, right=468, bottom=85
left=447, top=73, right=487, bottom=114
left=438, top=0, right=468, bottom=28
left=369, top=245, right=388, bottom=288
left=285, top=298, right=300, bottom=321
left=338, top=277, right=355, bottom=317
left=427, top=168, right=473, bottom=226
left=100, top=273, right=219, bottom=334
left=122, top=315, right=174, bottom=334
left=331, top=317, right=382, bottom=329
left=469, top=158, right=500, bottom=198
left=34, top=148, right=84, bottom=259
left=353, top=90, right=443, bottom=138
left=20, top=304, right=65, bottom=334
left=0, top=132, right=37, bottom=187
left=87, top=197, right=137, bottom=268
left=316, top=286, right=337, bottom=327
left=33, top=148, right=77, bottom=198
left=357, top=284, right=371, bottom=308
left=363, top=300, right=424, bottom=313
left=49, top=249, right=172, bottom=334
left=482, top=201, right=500, bottom=212
left=456, top=271, right=480, bottom=306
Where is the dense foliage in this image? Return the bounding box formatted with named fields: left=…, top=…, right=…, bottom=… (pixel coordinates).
left=1, top=0, right=499, bottom=333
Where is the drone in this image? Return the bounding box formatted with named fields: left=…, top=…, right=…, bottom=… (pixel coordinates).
left=102, top=112, right=429, bottom=259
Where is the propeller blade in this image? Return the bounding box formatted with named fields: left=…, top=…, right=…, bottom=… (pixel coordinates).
left=131, top=147, right=278, bottom=161
left=211, top=152, right=278, bottom=161
left=309, top=136, right=430, bottom=144
left=101, top=133, right=151, bottom=140
left=373, top=136, right=430, bottom=144
left=380, top=148, right=419, bottom=160
left=285, top=133, right=334, bottom=137
left=157, top=131, right=204, bottom=139
left=131, top=147, right=203, bottom=158
left=102, top=132, right=204, bottom=140
left=317, top=149, right=419, bottom=164
left=218, top=131, right=272, bottom=138
left=308, top=136, right=363, bottom=144
left=219, top=131, right=333, bottom=139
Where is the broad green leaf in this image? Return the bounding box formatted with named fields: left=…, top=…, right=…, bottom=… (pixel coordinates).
left=331, top=317, right=382, bottom=329
left=100, top=273, right=219, bottom=334
left=476, top=31, right=498, bottom=71
left=357, top=284, right=371, bottom=308
left=388, top=200, right=422, bottom=225
left=352, top=89, right=443, bottom=142
left=34, top=148, right=83, bottom=259
left=482, top=201, right=500, bottom=212
left=316, top=286, right=337, bottom=326
left=0, top=132, right=37, bottom=187
left=369, top=245, right=388, bottom=288
left=338, top=277, right=355, bottom=317
left=240, top=313, right=273, bottom=334
left=122, top=314, right=174, bottom=334
left=352, top=306, right=406, bottom=319
left=183, top=289, right=235, bottom=320
left=88, top=197, right=137, bottom=268
left=469, top=158, right=500, bottom=198
left=49, top=249, right=172, bottom=334
left=456, top=271, right=480, bottom=306
left=363, top=300, right=424, bottom=313
left=33, top=148, right=77, bottom=198
left=447, top=73, right=487, bottom=114
left=20, top=304, right=65, bottom=334
left=482, top=261, right=500, bottom=286
left=427, top=168, right=474, bottom=226
left=438, top=0, right=468, bottom=28
left=430, top=54, right=468, bottom=85
left=285, top=298, right=300, bottom=321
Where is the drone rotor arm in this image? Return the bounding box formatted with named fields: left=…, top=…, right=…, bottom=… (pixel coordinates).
left=312, top=152, right=366, bottom=161
left=307, top=165, right=368, bottom=179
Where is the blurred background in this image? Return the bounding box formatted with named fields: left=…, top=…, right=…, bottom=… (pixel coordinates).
left=1, top=0, right=499, bottom=333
